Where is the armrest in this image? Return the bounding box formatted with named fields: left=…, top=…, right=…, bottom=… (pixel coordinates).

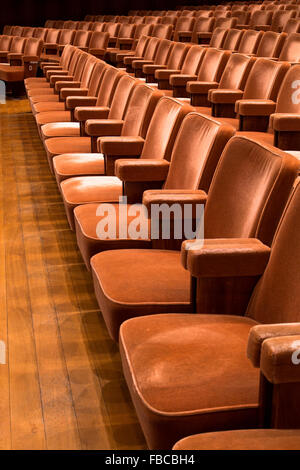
left=66, top=96, right=97, bottom=111
left=77, top=46, right=89, bottom=52
left=7, top=52, right=23, bottom=61
left=236, top=99, right=276, bottom=116
left=123, top=55, right=143, bottom=65
left=260, top=335, right=300, bottom=384
left=169, top=74, right=197, bottom=87
left=99, top=136, right=145, bottom=156
left=55, top=80, right=80, bottom=93
left=155, top=68, right=180, bottom=80
left=187, top=81, right=219, bottom=94
left=178, top=31, right=192, bottom=39
left=271, top=114, right=300, bottom=132
left=117, top=38, right=134, bottom=46
left=143, top=64, right=167, bottom=74
left=132, top=59, right=154, bottom=70
left=46, top=69, right=68, bottom=79
left=49, top=74, right=72, bottom=86
left=143, top=189, right=208, bottom=215
left=116, top=159, right=170, bottom=182
left=43, top=43, right=58, bottom=50
left=74, top=104, right=109, bottom=122
left=60, top=87, right=88, bottom=101
left=181, top=238, right=270, bottom=278
left=42, top=64, right=62, bottom=72
left=22, top=55, right=40, bottom=63
left=254, top=25, right=270, bottom=32
left=85, top=119, right=124, bottom=137
left=209, top=89, right=244, bottom=104
left=247, top=323, right=300, bottom=368
left=89, top=48, right=106, bottom=59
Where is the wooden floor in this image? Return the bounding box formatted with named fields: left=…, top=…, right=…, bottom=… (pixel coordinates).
left=0, top=97, right=146, bottom=450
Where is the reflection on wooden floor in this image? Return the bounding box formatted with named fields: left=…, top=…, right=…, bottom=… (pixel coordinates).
left=0, top=98, right=146, bottom=450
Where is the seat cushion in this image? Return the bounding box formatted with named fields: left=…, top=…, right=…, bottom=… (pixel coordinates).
left=41, top=122, right=80, bottom=140
left=53, top=153, right=105, bottom=184
left=91, top=249, right=193, bottom=341
left=34, top=102, right=66, bottom=114
left=61, top=176, right=123, bottom=229
left=120, top=313, right=259, bottom=449
left=74, top=202, right=152, bottom=268
left=173, top=429, right=300, bottom=450
left=0, top=65, right=24, bottom=82
left=30, top=94, right=60, bottom=104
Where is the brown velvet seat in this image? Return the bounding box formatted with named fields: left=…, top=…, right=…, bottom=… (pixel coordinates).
left=236, top=65, right=300, bottom=150
left=73, top=113, right=235, bottom=268
left=58, top=95, right=190, bottom=229
left=41, top=70, right=135, bottom=142
left=119, top=177, right=300, bottom=449
left=90, top=136, right=299, bottom=342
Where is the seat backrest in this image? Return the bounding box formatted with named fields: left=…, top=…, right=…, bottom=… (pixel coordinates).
left=209, top=28, right=228, bottom=48
left=153, top=39, right=172, bottom=65
left=132, top=16, right=145, bottom=24
left=197, top=48, right=230, bottom=82
left=104, top=22, right=121, bottom=37
left=246, top=180, right=300, bottom=323
left=96, top=67, right=124, bottom=106
left=144, top=36, right=160, bottom=60
left=121, top=84, right=163, bottom=137
left=23, top=37, right=43, bottom=57
left=232, top=10, right=251, bottom=25
left=237, top=29, right=264, bottom=54
left=134, top=23, right=153, bottom=39
left=151, top=24, right=173, bottom=39
left=33, top=28, right=48, bottom=41
left=105, top=74, right=137, bottom=120
left=174, top=16, right=195, bottom=41
left=44, top=20, right=55, bottom=28
left=60, top=44, right=75, bottom=69
left=243, top=58, right=290, bottom=100
left=88, top=31, right=109, bottom=50
left=73, top=51, right=89, bottom=81
left=144, top=16, right=161, bottom=24
left=58, top=29, right=76, bottom=46
left=249, top=10, right=273, bottom=27
left=54, top=21, right=65, bottom=29
left=160, top=16, right=178, bottom=26
left=164, top=113, right=235, bottom=193
left=279, top=32, right=300, bottom=62
left=215, top=17, right=238, bottom=29
left=141, top=97, right=193, bottom=161
left=213, top=10, right=231, bottom=19
left=9, top=36, right=26, bottom=53
left=256, top=31, right=287, bottom=57
left=45, top=28, right=60, bottom=44
left=218, top=53, right=255, bottom=91
left=181, top=45, right=206, bottom=75
left=22, top=27, right=35, bottom=37
left=275, top=65, right=300, bottom=114
left=166, top=42, right=188, bottom=69
left=117, top=23, right=136, bottom=39
left=63, top=21, right=78, bottom=30
left=12, top=26, right=23, bottom=36
left=135, top=35, right=150, bottom=56
left=91, top=22, right=105, bottom=32
left=0, top=35, right=12, bottom=51
left=191, top=17, right=215, bottom=43
left=222, top=28, right=244, bottom=51
left=270, top=9, right=296, bottom=31
left=80, top=55, right=98, bottom=88
left=2, top=25, right=13, bottom=35
left=282, top=18, right=300, bottom=34
left=87, top=61, right=107, bottom=97
left=204, top=136, right=299, bottom=246
left=77, top=21, right=92, bottom=31
left=73, top=30, right=92, bottom=47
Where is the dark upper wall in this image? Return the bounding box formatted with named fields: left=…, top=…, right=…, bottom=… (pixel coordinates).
left=0, top=0, right=184, bottom=30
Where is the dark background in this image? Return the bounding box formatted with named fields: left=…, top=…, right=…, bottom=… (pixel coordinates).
left=0, top=0, right=224, bottom=31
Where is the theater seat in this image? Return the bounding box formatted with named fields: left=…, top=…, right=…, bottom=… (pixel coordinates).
left=120, top=179, right=300, bottom=449
left=90, top=136, right=299, bottom=341
left=236, top=65, right=300, bottom=150
left=73, top=112, right=235, bottom=267
left=0, top=38, right=43, bottom=85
